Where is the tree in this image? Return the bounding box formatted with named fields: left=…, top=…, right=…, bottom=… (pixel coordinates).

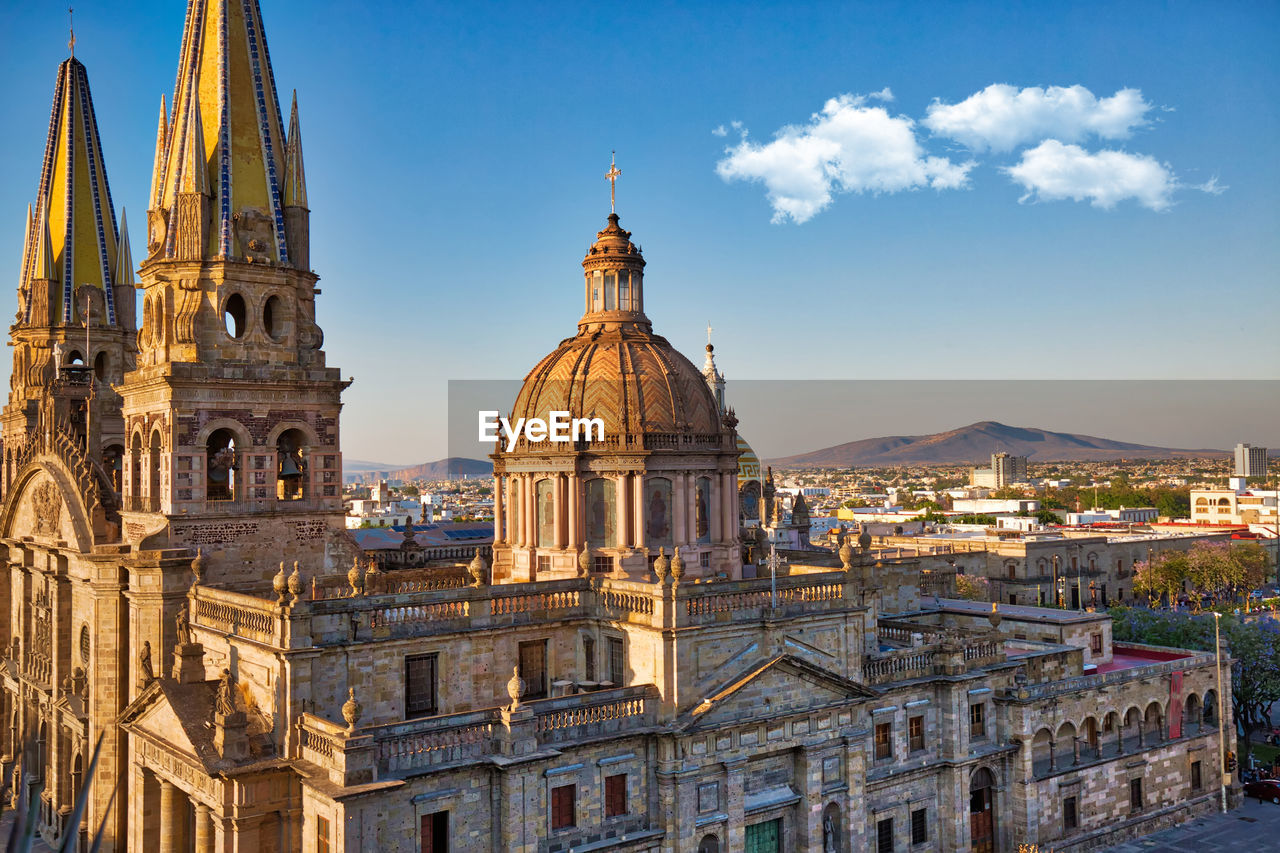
left=1132, top=551, right=1188, bottom=609
left=400, top=484, right=420, bottom=496
left=1034, top=508, right=1060, bottom=525
left=955, top=573, right=991, bottom=602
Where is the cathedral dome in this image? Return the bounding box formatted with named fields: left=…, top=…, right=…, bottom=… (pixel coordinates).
left=511, top=325, right=722, bottom=442
left=509, top=210, right=722, bottom=444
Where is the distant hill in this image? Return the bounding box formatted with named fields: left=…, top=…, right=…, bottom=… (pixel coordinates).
left=766, top=421, right=1226, bottom=468
left=347, top=457, right=493, bottom=483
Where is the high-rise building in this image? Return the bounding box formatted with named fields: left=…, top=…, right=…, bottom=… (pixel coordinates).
left=1235, top=443, right=1268, bottom=479
left=970, top=452, right=1029, bottom=488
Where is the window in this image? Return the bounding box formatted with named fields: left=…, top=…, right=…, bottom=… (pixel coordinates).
left=583, top=635, right=596, bottom=683
left=405, top=654, right=438, bottom=717
left=1090, top=633, right=1103, bottom=655
left=1064, top=795, right=1078, bottom=832
left=1008, top=594, right=1017, bottom=606
left=700, top=551, right=711, bottom=569
left=969, top=703, right=985, bottom=739
left=551, top=783, right=576, bottom=830
left=911, top=807, right=928, bottom=844
left=1191, top=760, right=1202, bottom=791
left=592, top=555, right=614, bottom=574
left=420, top=811, right=448, bottom=853
left=618, top=271, right=630, bottom=311
left=1129, top=777, right=1143, bottom=812
left=607, top=637, right=625, bottom=685
left=605, top=773, right=627, bottom=818
left=909, top=715, right=925, bottom=752
left=1007, top=564, right=1016, bottom=580
left=536, top=554, right=551, bottom=575
left=519, top=640, right=548, bottom=700
left=604, top=271, right=616, bottom=310
left=876, top=817, right=894, bottom=853
left=875, top=722, right=893, bottom=760
left=697, top=781, right=719, bottom=814
left=316, top=816, right=330, bottom=853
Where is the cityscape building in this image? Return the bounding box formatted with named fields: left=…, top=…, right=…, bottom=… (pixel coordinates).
left=0, top=4, right=1243, bottom=852
left=970, top=453, right=1029, bottom=489
left=1234, top=443, right=1269, bottom=480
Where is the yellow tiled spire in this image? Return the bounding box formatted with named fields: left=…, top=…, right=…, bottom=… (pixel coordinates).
left=151, top=0, right=295, bottom=266
left=18, top=203, right=33, bottom=288
left=148, top=95, right=168, bottom=210
left=115, top=209, right=135, bottom=288
left=20, top=57, right=121, bottom=325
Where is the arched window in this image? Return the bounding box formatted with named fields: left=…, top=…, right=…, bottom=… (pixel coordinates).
left=207, top=428, right=237, bottom=502
left=223, top=293, right=246, bottom=338
left=1204, top=691, right=1218, bottom=724
left=603, top=271, right=616, bottom=310
left=644, top=478, right=673, bottom=549
left=696, top=835, right=719, bottom=853
left=584, top=478, right=616, bottom=548
left=276, top=429, right=307, bottom=501
left=536, top=478, right=556, bottom=548
left=93, top=351, right=107, bottom=381
left=695, top=477, right=712, bottom=544
left=618, top=271, right=630, bottom=311
left=130, top=433, right=142, bottom=503
left=148, top=431, right=163, bottom=511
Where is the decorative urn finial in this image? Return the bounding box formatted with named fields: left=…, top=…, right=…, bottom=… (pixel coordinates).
left=191, top=548, right=205, bottom=586
left=288, top=561, right=303, bottom=600
left=838, top=533, right=854, bottom=571
left=670, top=547, right=684, bottom=584
left=506, top=666, right=524, bottom=709
left=348, top=556, right=363, bottom=597
left=653, top=547, right=669, bottom=582
left=988, top=601, right=1002, bottom=629
left=578, top=542, right=591, bottom=577
left=342, top=687, right=362, bottom=731
left=272, top=562, right=287, bottom=603
left=469, top=547, right=488, bottom=587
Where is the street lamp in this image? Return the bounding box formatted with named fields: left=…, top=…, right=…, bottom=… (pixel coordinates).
left=1213, top=611, right=1228, bottom=814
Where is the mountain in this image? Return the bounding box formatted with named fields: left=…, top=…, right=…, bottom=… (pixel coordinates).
left=346, top=457, right=493, bottom=483
left=766, top=421, right=1226, bottom=468
left=344, top=459, right=401, bottom=473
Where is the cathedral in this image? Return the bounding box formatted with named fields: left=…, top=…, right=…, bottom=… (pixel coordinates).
left=0, top=3, right=1235, bottom=852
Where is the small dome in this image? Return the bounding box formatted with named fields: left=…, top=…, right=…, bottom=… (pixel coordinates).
left=736, top=434, right=761, bottom=486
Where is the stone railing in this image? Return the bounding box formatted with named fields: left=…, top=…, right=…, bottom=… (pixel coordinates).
left=191, top=587, right=279, bottom=644
left=370, top=598, right=471, bottom=629
left=298, top=712, right=348, bottom=766
left=864, top=648, right=937, bottom=684
left=863, top=636, right=1008, bottom=685
left=368, top=709, right=498, bottom=777
left=597, top=579, right=656, bottom=621
left=1011, top=649, right=1217, bottom=701
left=877, top=619, right=949, bottom=647
left=680, top=571, right=848, bottom=622
left=530, top=685, right=659, bottom=745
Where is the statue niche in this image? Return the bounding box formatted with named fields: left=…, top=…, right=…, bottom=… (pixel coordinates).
left=232, top=208, right=274, bottom=264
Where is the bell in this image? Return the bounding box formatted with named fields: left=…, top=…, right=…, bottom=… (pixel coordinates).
left=279, top=456, right=302, bottom=477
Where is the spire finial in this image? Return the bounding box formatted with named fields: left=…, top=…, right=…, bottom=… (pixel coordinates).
left=706, top=322, right=713, bottom=345
left=606, top=151, right=621, bottom=214
left=68, top=7, right=75, bottom=57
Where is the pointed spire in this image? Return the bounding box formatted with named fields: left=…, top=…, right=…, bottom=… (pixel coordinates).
left=19, top=203, right=34, bottom=288
left=35, top=196, right=57, bottom=281
left=284, top=91, right=308, bottom=209
left=177, top=99, right=207, bottom=195
left=149, top=95, right=168, bottom=209
left=114, top=210, right=135, bottom=288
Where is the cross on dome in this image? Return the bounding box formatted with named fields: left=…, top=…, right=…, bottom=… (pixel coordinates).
left=606, top=152, right=621, bottom=213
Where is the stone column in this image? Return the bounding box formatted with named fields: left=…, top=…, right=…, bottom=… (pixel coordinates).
left=493, top=475, right=505, bottom=544
left=523, top=476, right=534, bottom=549
left=673, top=473, right=687, bottom=547
left=721, top=472, right=736, bottom=541
left=617, top=473, right=631, bottom=550
left=1047, top=741, right=1056, bottom=773
left=567, top=473, right=579, bottom=549
left=1116, top=722, right=1124, bottom=754
left=158, top=780, right=185, bottom=853
left=633, top=475, right=645, bottom=551
left=553, top=474, right=566, bottom=550
left=709, top=474, right=723, bottom=543
left=194, top=803, right=213, bottom=853
left=1072, top=736, right=1080, bottom=766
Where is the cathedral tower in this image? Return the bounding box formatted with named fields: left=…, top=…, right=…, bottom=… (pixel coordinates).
left=121, top=0, right=347, bottom=581
left=3, top=54, right=134, bottom=501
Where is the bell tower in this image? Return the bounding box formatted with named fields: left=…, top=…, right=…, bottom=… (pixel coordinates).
left=121, top=0, right=348, bottom=582
left=2, top=54, right=135, bottom=502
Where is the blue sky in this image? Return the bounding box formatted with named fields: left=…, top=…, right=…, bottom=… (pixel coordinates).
left=1, top=1, right=1277, bottom=464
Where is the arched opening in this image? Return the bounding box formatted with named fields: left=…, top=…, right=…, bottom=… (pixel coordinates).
left=695, top=476, right=712, bottom=545
left=644, top=477, right=673, bottom=550
left=1185, top=693, right=1201, bottom=732
left=696, top=835, right=719, bottom=853
left=821, top=802, right=843, bottom=852
left=148, top=430, right=162, bottom=511
left=129, top=433, right=142, bottom=505
left=1056, top=722, right=1078, bottom=766
left=1145, top=701, right=1165, bottom=742
left=584, top=478, right=616, bottom=550
left=263, top=295, right=284, bottom=341
left=1204, top=690, right=1218, bottom=725
left=275, top=429, right=307, bottom=501
left=969, top=766, right=997, bottom=853
left=206, top=428, right=237, bottom=502
left=70, top=751, right=83, bottom=810
left=94, top=351, right=107, bottom=381
left=103, top=443, right=124, bottom=494
left=1032, top=728, right=1052, bottom=775
left=223, top=293, right=247, bottom=339
left=535, top=478, right=555, bottom=549
left=1084, top=716, right=1099, bottom=751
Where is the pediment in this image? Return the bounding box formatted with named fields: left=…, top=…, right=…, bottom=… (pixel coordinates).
left=119, top=680, right=213, bottom=768
left=683, top=654, right=877, bottom=729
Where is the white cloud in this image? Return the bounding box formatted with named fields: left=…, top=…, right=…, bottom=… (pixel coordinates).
left=1196, top=176, right=1227, bottom=195
left=923, top=84, right=1152, bottom=152
left=711, top=125, right=727, bottom=137
left=716, top=93, right=975, bottom=223
left=1003, top=140, right=1176, bottom=211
